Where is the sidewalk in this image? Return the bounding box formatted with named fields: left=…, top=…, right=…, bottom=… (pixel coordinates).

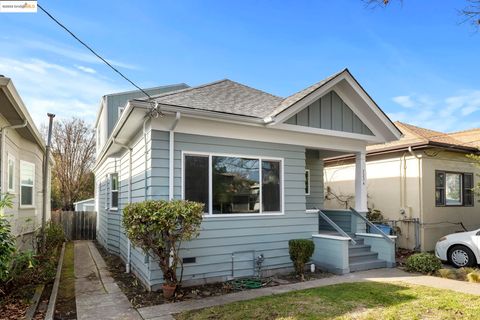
left=74, top=241, right=142, bottom=320
left=137, top=268, right=480, bottom=320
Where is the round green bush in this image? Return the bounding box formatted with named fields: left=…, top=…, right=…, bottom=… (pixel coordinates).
left=405, top=253, right=442, bottom=274
left=288, top=239, right=315, bottom=279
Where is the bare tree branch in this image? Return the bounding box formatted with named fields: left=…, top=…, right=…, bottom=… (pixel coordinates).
left=43, top=117, right=95, bottom=210
left=363, top=0, right=480, bottom=30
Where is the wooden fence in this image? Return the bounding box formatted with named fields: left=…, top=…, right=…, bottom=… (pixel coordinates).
left=51, top=211, right=97, bottom=240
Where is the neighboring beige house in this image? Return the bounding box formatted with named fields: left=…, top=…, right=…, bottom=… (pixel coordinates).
left=324, top=122, right=480, bottom=251
left=0, top=76, right=51, bottom=250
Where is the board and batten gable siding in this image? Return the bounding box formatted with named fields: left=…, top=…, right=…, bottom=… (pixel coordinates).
left=145, top=130, right=317, bottom=288
left=285, top=90, right=373, bottom=136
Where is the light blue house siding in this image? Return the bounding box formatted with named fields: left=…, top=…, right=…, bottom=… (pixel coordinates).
left=285, top=91, right=373, bottom=136
left=138, top=131, right=319, bottom=288
left=105, top=84, right=188, bottom=137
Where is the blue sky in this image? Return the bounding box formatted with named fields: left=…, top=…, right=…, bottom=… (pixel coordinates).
left=1, top=0, right=479, bottom=132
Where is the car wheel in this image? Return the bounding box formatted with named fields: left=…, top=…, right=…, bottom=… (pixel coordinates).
left=448, top=245, right=477, bottom=268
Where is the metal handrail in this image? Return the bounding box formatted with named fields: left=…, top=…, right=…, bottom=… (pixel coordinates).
left=349, top=207, right=395, bottom=243
left=315, top=208, right=356, bottom=245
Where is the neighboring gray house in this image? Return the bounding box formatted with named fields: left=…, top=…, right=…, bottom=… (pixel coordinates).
left=73, top=198, right=95, bottom=212
left=94, top=69, right=401, bottom=290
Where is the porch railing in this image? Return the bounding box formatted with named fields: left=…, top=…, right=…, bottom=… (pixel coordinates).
left=313, top=208, right=357, bottom=245
left=349, top=207, right=395, bottom=244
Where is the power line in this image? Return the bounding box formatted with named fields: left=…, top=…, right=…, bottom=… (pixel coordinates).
left=37, top=4, right=153, bottom=100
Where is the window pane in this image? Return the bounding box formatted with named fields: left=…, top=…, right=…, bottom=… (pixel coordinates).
left=8, top=159, right=14, bottom=190
left=21, top=186, right=33, bottom=205
left=446, top=173, right=462, bottom=205
left=435, top=172, right=445, bottom=188
left=435, top=189, right=445, bottom=206
left=464, top=173, right=474, bottom=206
left=111, top=191, right=119, bottom=208
left=111, top=174, right=118, bottom=191
left=262, top=160, right=281, bottom=212
left=21, top=162, right=34, bottom=186
left=184, top=155, right=209, bottom=212
left=212, top=156, right=259, bottom=214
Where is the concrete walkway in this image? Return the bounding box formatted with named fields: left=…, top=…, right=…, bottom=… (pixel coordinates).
left=137, top=268, right=480, bottom=320
left=74, top=241, right=142, bottom=320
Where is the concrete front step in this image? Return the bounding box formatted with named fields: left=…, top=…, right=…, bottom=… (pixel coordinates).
left=348, top=244, right=371, bottom=254
left=349, top=251, right=379, bottom=263
left=349, top=259, right=387, bottom=272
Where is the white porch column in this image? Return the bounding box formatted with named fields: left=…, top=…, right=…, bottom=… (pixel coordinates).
left=355, top=151, right=367, bottom=212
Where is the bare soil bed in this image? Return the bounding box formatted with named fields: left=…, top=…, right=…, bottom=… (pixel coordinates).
left=96, top=241, right=331, bottom=308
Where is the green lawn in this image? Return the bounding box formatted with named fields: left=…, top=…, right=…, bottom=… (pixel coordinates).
left=175, top=282, right=480, bottom=320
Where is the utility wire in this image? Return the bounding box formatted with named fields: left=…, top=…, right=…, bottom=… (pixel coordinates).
left=37, top=4, right=153, bottom=101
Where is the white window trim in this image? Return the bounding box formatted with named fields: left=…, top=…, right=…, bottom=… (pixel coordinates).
left=109, top=173, right=119, bottom=211
left=182, top=151, right=285, bottom=217
left=19, top=160, right=35, bottom=208
left=7, top=153, right=15, bottom=193
left=305, top=169, right=311, bottom=196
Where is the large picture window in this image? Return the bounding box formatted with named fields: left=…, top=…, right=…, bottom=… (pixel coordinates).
left=184, top=153, right=282, bottom=215
left=435, top=171, right=473, bottom=207
left=20, top=160, right=35, bottom=207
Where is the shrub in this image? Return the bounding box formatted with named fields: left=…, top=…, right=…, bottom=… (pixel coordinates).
left=437, top=268, right=457, bottom=279
left=457, top=267, right=477, bottom=281
left=288, top=239, right=315, bottom=280
left=366, top=208, right=384, bottom=222
left=405, top=253, right=442, bottom=274
left=467, top=272, right=480, bottom=283
left=44, top=222, right=65, bottom=252
left=123, top=200, right=204, bottom=286
left=0, top=194, right=15, bottom=282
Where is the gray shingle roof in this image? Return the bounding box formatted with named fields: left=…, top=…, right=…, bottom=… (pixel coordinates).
left=148, top=79, right=283, bottom=118
left=139, top=69, right=352, bottom=119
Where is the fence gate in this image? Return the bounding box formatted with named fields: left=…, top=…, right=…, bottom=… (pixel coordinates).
left=51, top=211, right=97, bottom=240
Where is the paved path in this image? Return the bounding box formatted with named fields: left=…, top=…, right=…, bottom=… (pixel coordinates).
left=74, top=241, right=142, bottom=320
left=137, top=268, right=480, bottom=320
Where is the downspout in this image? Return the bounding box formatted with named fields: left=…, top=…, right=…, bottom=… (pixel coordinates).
left=169, top=112, right=181, bottom=200
left=143, top=118, right=149, bottom=201
left=113, top=138, right=132, bottom=273
left=0, top=120, right=28, bottom=194
left=408, top=146, right=422, bottom=251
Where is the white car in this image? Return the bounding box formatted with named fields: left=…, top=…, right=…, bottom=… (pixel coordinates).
left=435, top=229, right=480, bottom=268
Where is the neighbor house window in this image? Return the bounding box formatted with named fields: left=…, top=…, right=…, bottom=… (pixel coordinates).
left=305, top=169, right=310, bottom=195
left=183, top=153, right=283, bottom=215
left=435, top=171, right=473, bottom=207
left=20, top=161, right=35, bottom=207
left=118, top=106, right=125, bottom=118
left=110, top=173, right=119, bottom=210
left=7, top=154, right=15, bottom=192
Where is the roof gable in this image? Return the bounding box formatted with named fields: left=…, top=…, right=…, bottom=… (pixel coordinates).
left=284, top=90, right=373, bottom=136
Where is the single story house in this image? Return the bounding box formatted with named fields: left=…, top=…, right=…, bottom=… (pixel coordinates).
left=324, top=121, right=480, bottom=251
left=94, top=69, right=401, bottom=290
left=0, top=76, right=52, bottom=250
left=73, top=198, right=95, bottom=212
